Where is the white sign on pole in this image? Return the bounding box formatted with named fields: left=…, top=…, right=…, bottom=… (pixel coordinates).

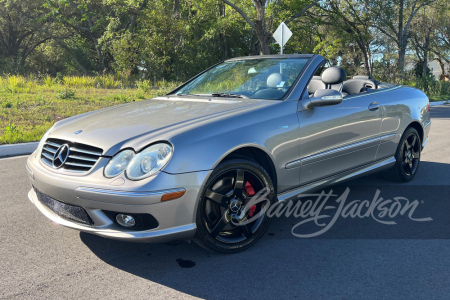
left=272, top=22, right=292, bottom=55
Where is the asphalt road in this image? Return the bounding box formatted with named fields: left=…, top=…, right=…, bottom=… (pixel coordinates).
left=1, top=105, right=450, bottom=299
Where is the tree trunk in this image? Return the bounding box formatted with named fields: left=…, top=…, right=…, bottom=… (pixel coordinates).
left=398, top=42, right=406, bottom=77
left=397, top=0, right=405, bottom=76
left=422, top=48, right=428, bottom=77
left=363, top=52, right=371, bottom=76
left=219, top=3, right=227, bottom=60
left=254, top=1, right=270, bottom=55
left=422, top=29, right=431, bottom=77
left=173, top=0, right=179, bottom=16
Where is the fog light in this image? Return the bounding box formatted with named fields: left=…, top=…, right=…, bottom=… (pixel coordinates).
left=116, top=214, right=135, bottom=227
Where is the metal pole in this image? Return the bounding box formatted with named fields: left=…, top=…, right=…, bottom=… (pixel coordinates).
left=280, top=23, right=283, bottom=55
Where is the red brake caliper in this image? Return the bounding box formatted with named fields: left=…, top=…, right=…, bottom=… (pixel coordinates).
left=244, top=181, right=257, bottom=217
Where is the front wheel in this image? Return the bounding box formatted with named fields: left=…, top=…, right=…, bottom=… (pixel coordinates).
left=193, top=159, right=276, bottom=253
left=382, top=127, right=421, bottom=182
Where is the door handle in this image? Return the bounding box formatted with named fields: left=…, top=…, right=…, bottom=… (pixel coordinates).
left=368, top=102, right=380, bottom=111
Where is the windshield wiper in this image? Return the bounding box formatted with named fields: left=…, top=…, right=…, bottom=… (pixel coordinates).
left=211, top=93, right=247, bottom=99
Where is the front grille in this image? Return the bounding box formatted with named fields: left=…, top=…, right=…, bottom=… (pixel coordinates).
left=41, top=138, right=103, bottom=173
left=34, top=187, right=94, bottom=226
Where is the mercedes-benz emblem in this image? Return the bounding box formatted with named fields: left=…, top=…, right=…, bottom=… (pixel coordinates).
left=229, top=199, right=242, bottom=213
left=52, top=144, right=70, bottom=169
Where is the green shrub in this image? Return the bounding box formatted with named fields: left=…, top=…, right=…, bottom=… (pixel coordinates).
left=56, top=88, right=76, bottom=99
left=136, top=79, right=152, bottom=93
left=414, top=77, right=450, bottom=97
left=1, top=123, right=21, bottom=143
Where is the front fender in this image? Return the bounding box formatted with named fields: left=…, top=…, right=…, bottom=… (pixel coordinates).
left=164, top=100, right=302, bottom=193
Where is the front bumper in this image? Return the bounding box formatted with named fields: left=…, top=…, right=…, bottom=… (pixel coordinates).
left=26, top=152, right=211, bottom=242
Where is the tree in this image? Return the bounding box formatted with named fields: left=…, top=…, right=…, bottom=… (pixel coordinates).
left=0, top=0, right=52, bottom=71
left=371, top=0, right=436, bottom=76
left=43, top=0, right=146, bottom=73
left=431, top=0, right=450, bottom=75
left=220, top=0, right=320, bottom=55
left=410, top=5, right=439, bottom=77
left=320, top=0, right=376, bottom=76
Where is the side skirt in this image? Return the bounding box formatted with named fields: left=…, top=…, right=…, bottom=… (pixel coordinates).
left=277, top=156, right=396, bottom=202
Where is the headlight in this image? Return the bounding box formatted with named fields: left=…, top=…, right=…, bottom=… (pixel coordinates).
left=126, top=143, right=173, bottom=180
left=36, top=125, right=55, bottom=157
left=104, top=150, right=135, bottom=178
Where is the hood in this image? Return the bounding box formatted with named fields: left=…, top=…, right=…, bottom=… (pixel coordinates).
left=49, top=96, right=277, bottom=156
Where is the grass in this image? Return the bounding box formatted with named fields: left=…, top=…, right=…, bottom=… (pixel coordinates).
left=0, top=75, right=178, bottom=144
left=1, top=74, right=449, bottom=144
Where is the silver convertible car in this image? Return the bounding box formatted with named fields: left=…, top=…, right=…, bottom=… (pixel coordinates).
left=26, top=54, right=431, bottom=252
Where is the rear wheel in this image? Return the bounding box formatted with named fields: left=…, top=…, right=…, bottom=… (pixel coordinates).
left=382, top=127, right=421, bottom=182
left=193, top=159, right=275, bottom=253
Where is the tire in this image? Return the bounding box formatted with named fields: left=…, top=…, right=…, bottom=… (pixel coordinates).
left=193, top=158, right=276, bottom=253
left=382, top=127, right=421, bottom=182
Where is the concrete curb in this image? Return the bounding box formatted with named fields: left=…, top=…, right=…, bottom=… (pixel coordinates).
left=430, top=100, right=450, bottom=106
left=0, top=142, right=38, bottom=158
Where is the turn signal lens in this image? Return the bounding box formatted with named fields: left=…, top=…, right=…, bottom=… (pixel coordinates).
left=161, top=190, right=186, bottom=202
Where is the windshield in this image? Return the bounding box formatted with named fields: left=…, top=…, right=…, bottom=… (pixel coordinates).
left=174, top=58, right=309, bottom=100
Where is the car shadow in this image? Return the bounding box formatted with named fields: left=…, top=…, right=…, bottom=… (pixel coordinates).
left=80, top=161, right=450, bottom=298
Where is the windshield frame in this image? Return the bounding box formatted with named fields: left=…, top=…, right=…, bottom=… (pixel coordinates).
left=167, top=55, right=314, bottom=101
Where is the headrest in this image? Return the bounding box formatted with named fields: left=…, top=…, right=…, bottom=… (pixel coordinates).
left=342, top=79, right=376, bottom=95
left=322, top=66, right=347, bottom=85
left=268, top=65, right=280, bottom=74
left=267, top=73, right=287, bottom=88
left=307, top=79, right=326, bottom=94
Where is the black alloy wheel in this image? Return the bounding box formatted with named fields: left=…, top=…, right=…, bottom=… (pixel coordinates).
left=383, top=127, right=421, bottom=182
left=193, top=159, right=275, bottom=253
left=401, top=131, right=421, bottom=176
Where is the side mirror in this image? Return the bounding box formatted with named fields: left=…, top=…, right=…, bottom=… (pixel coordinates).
left=305, top=89, right=343, bottom=109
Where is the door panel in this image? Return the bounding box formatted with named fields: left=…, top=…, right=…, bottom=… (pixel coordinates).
left=297, top=93, right=382, bottom=184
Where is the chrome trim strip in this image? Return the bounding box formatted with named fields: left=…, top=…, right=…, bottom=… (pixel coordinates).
left=278, top=157, right=396, bottom=202
left=45, top=141, right=61, bottom=148
left=65, top=162, right=94, bottom=168
left=75, top=187, right=186, bottom=198
left=422, top=138, right=428, bottom=149
left=285, top=133, right=397, bottom=169
left=70, top=147, right=103, bottom=156
left=43, top=146, right=56, bottom=154
left=69, top=155, right=98, bottom=162
left=40, top=158, right=88, bottom=173
left=42, top=152, right=53, bottom=161
left=301, top=136, right=380, bottom=163
left=285, top=160, right=301, bottom=169
left=380, top=133, right=396, bottom=142
left=424, top=121, right=431, bottom=128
